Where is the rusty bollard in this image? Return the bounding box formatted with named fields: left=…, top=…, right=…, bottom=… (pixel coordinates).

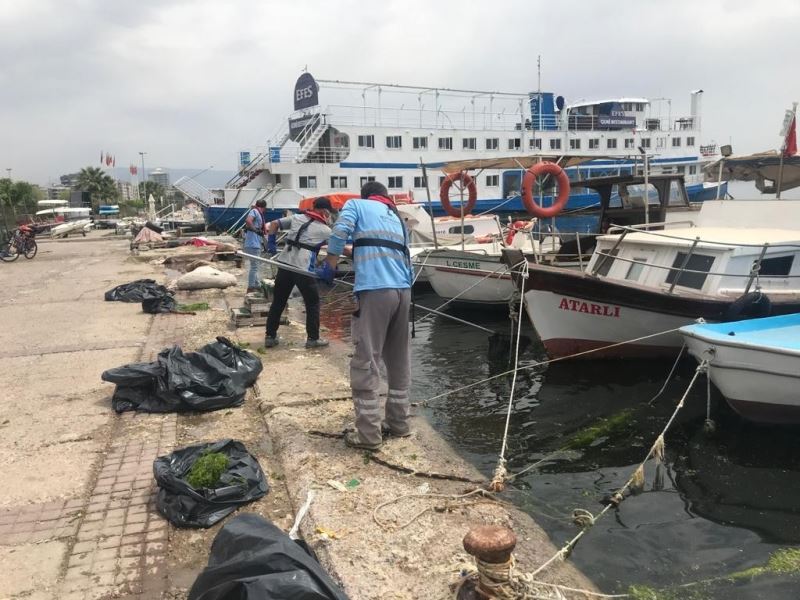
left=459, top=525, right=517, bottom=599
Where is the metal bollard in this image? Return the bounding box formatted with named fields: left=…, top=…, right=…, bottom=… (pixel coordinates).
left=458, top=525, right=517, bottom=599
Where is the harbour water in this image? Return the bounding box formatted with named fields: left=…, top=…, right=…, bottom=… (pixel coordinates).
left=323, top=289, right=800, bottom=598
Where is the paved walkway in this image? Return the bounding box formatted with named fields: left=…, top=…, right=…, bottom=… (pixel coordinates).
left=0, top=237, right=180, bottom=599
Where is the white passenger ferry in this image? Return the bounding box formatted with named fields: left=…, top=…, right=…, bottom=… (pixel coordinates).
left=188, top=73, right=724, bottom=231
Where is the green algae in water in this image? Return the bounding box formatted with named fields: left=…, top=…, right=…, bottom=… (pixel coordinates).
left=565, top=408, right=636, bottom=449
left=729, top=547, right=800, bottom=580
left=186, top=452, right=229, bottom=489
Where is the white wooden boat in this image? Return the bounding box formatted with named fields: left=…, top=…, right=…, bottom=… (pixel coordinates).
left=507, top=199, right=800, bottom=359
left=51, top=218, right=92, bottom=238
left=681, top=314, right=800, bottom=424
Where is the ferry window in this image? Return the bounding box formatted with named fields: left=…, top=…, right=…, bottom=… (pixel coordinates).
left=661, top=166, right=674, bottom=174
left=413, top=176, right=427, bottom=188
left=626, top=258, right=648, bottom=281
left=388, top=176, right=403, bottom=189
left=330, top=176, right=347, bottom=189
left=299, top=176, right=317, bottom=189
left=438, top=137, right=453, bottom=150
left=636, top=103, right=645, bottom=111
left=665, top=253, right=715, bottom=290
left=657, top=137, right=666, bottom=149
left=686, top=136, right=695, bottom=146
left=607, top=138, right=618, bottom=149
left=589, top=138, right=599, bottom=149
left=640, top=138, right=651, bottom=148
left=274, top=174, right=282, bottom=184
left=386, top=135, right=402, bottom=149
left=756, top=255, right=794, bottom=277
left=358, top=135, right=374, bottom=148
left=676, top=166, right=685, bottom=174
left=463, top=137, right=477, bottom=150
left=570, top=139, right=581, bottom=150
left=689, top=165, right=697, bottom=175
left=486, top=138, right=499, bottom=150
left=412, top=136, right=428, bottom=149
left=508, top=138, right=521, bottom=150
left=448, top=225, right=475, bottom=234
left=595, top=248, right=620, bottom=277
left=486, top=175, right=499, bottom=187
left=672, top=137, right=681, bottom=147
left=550, top=138, right=561, bottom=150
left=624, top=138, right=636, bottom=149
left=359, top=176, right=376, bottom=187
left=529, top=138, right=542, bottom=150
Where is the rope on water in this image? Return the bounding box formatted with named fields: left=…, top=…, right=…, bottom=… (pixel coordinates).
left=527, top=361, right=708, bottom=579
left=490, top=261, right=529, bottom=492
left=422, top=327, right=685, bottom=408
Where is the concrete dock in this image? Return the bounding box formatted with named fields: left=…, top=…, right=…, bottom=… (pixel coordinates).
left=0, top=233, right=597, bottom=599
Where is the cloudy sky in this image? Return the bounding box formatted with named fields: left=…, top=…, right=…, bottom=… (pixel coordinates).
left=2, top=0, right=799, bottom=185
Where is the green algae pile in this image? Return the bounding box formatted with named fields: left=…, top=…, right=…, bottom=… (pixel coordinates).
left=186, top=452, right=229, bottom=489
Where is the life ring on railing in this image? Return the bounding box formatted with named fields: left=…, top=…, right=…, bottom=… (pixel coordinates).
left=504, top=220, right=529, bottom=245
left=439, top=171, right=477, bottom=217
left=724, top=291, right=772, bottom=321
left=521, top=162, right=571, bottom=218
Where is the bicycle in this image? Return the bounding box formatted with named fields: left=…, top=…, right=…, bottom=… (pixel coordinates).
left=0, top=225, right=38, bottom=262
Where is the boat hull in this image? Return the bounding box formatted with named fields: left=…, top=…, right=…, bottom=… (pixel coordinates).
left=682, top=319, right=800, bottom=424
left=519, top=264, right=800, bottom=360
left=423, top=250, right=513, bottom=305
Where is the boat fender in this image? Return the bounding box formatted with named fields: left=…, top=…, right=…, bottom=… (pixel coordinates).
left=439, top=171, right=477, bottom=218
left=724, top=291, right=772, bottom=321
left=504, top=220, right=528, bottom=245
left=521, top=162, right=571, bottom=218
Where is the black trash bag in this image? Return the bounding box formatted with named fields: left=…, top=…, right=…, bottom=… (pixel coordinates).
left=142, top=295, right=178, bottom=314
left=154, top=439, right=269, bottom=528
left=101, top=337, right=263, bottom=413
left=188, top=513, right=349, bottom=600
left=105, top=279, right=172, bottom=302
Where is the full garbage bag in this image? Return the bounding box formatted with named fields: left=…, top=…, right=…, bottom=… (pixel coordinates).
left=105, top=279, right=172, bottom=302
left=188, top=513, right=349, bottom=600
left=142, top=295, right=178, bottom=314
left=154, top=439, right=269, bottom=528
left=101, top=337, right=263, bottom=413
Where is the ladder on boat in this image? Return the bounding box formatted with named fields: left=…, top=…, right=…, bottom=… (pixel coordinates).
left=173, top=176, right=215, bottom=206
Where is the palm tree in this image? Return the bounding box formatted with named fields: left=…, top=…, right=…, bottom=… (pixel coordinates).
left=75, top=167, right=119, bottom=207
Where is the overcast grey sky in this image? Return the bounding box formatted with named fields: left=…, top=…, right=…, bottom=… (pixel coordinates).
left=1, top=0, right=798, bottom=185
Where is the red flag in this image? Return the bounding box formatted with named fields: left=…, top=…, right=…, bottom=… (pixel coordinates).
left=129, top=165, right=138, bottom=176
left=784, top=116, right=797, bottom=157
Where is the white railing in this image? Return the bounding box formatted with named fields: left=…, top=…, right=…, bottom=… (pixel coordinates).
left=173, top=176, right=215, bottom=206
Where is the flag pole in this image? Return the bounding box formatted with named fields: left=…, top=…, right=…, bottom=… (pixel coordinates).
left=776, top=102, right=798, bottom=199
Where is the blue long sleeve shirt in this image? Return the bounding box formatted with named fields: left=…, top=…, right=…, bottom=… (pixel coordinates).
left=328, top=199, right=413, bottom=292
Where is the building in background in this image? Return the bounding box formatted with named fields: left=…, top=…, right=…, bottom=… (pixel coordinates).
left=115, top=180, right=137, bottom=202
left=59, top=173, right=79, bottom=187
left=46, top=184, right=70, bottom=199
left=148, top=168, right=170, bottom=188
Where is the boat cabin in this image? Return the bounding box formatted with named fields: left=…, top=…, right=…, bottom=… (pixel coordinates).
left=585, top=200, right=800, bottom=299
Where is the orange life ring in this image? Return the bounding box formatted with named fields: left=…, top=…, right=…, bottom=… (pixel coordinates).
left=521, top=162, right=570, bottom=218
left=439, top=171, right=477, bottom=217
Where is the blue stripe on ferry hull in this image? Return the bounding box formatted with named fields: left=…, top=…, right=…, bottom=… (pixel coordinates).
left=203, top=182, right=726, bottom=232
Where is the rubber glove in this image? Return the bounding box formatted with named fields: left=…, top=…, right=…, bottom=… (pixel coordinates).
left=314, top=261, right=335, bottom=285
left=266, top=233, right=278, bottom=255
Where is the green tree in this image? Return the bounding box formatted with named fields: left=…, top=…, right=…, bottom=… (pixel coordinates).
left=74, top=167, right=119, bottom=208
left=0, top=178, right=40, bottom=212
left=139, top=180, right=166, bottom=204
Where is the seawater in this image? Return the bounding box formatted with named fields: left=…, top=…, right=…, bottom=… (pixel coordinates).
left=321, top=288, right=800, bottom=599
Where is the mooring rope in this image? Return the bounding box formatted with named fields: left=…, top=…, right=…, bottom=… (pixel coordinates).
left=490, top=260, right=529, bottom=491
left=423, top=327, right=685, bottom=408
left=527, top=361, right=708, bottom=579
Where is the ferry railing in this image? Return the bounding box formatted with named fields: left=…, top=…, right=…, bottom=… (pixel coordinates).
left=605, top=224, right=800, bottom=250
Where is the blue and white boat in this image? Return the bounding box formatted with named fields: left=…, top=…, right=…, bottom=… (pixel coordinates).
left=188, top=73, right=725, bottom=232
left=681, top=314, right=800, bottom=424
